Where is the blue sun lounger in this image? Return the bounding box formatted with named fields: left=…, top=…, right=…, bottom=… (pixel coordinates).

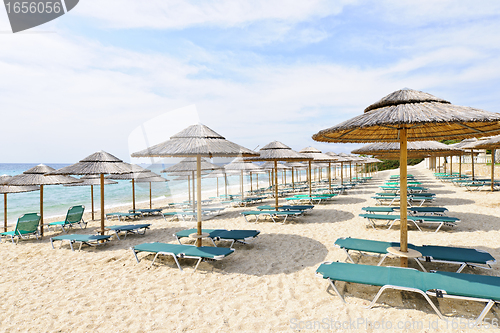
left=131, top=242, right=235, bottom=272
left=128, top=208, right=163, bottom=216
left=105, top=224, right=151, bottom=240
left=359, top=213, right=460, bottom=232
left=257, top=205, right=314, bottom=212
left=316, top=261, right=500, bottom=324
left=50, top=234, right=112, bottom=251
left=334, top=237, right=496, bottom=273
left=174, top=228, right=260, bottom=247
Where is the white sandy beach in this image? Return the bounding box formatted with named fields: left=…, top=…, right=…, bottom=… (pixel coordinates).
left=1, top=162, right=500, bottom=332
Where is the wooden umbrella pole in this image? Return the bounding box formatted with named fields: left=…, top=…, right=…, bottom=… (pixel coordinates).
left=250, top=172, right=253, bottom=192
left=444, top=156, right=447, bottom=173
left=40, top=184, right=44, bottom=237
left=256, top=173, right=259, bottom=191
left=492, top=149, right=495, bottom=192
left=291, top=167, right=295, bottom=191
left=308, top=161, right=312, bottom=197
left=240, top=170, right=244, bottom=200
left=399, top=128, right=408, bottom=267
left=274, top=160, right=278, bottom=210
left=224, top=174, right=228, bottom=198
left=284, top=169, right=286, bottom=186
left=471, top=149, right=475, bottom=180
left=196, top=156, right=202, bottom=247
left=91, top=185, right=94, bottom=220
left=449, top=155, right=453, bottom=175
left=100, top=174, right=105, bottom=235
left=4, top=193, right=7, bottom=232
left=192, top=171, right=196, bottom=212
left=149, top=182, right=152, bottom=209
left=459, top=154, right=462, bottom=178
left=328, top=162, right=331, bottom=192
left=132, top=179, right=136, bottom=211
left=349, top=162, right=352, bottom=182
left=340, top=162, right=344, bottom=185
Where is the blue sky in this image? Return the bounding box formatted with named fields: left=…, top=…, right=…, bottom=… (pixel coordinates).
left=1, top=1, right=500, bottom=163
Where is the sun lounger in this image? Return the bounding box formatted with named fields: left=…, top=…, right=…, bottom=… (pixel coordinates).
left=334, top=237, right=495, bottom=272
left=128, top=208, right=163, bottom=216
left=0, top=213, right=41, bottom=244
left=105, top=212, right=142, bottom=221
left=241, top=210, right=303, bottom=223
left=104, top=224, right=151, bottom=240
left=47, top=205, right=87, bottom=232
left=174, top=228, right=260, bottom=247
left=315, top=261, right=500, bottom=324
left=257, top=205, right=314, bottom=212
left=50, top=234, right=112, bottom=251
left=163, top=211, right=204, bottom=222
left=372, top=195, right=435, bottom=206
left=131, top=242, right=235, bottom=272
left=361, top=206, right=448, bottom=216
left=359, top=213, right=459, bottom=232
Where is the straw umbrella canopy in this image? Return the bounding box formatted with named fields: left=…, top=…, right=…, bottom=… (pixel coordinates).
left=245, top=141, right=312, bottom=209
left=106, top=165, right=157, bottom=211
left=299, top=147, right=337, bottom=193
left=313, top=88, right=500, bottom=267
left=0, top=175, right=39, bottom=232
left=48, top=151, right=132, bottom=235
left=464, top=136, right=500, bottom=190
left=202, top=169, right=229, bottom=198
left=64, top=175, right=117, bottom=221
left=133, top=174, right=168, bottom=209
left=107, top=168, right=164, bottom=210
left=224, top=157, right=263, bottom=198
left=448, top=138, right=479, bottom=178
left=326, top=152, right=350, bottom=184
left=162, top=157, right=223, bottom=212
left=5, top=164, right=82, bottom=236
left=459, top=139, right=487, bottom=180
left=131, top=123, right=258, bottom=247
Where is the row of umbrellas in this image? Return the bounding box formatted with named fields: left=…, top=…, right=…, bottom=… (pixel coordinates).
left=4, top=87, right=500, bottom=269
left=312, top=88, right=500, bottom=268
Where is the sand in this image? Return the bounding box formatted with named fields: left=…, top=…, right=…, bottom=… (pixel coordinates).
left=1, top=162, right=500, bottom=332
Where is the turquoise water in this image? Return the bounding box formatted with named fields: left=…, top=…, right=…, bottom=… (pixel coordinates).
left=0, top=163, right=349, bottom=225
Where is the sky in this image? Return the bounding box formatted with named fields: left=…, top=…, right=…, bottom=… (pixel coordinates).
left=2, top=1, right=500, bottom=163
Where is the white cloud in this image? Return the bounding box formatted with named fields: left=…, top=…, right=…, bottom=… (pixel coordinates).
left=73, top=0, right=355, bottom=29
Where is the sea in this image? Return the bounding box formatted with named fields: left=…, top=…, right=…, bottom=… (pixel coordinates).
left=0, top=163, right=284, bottom=225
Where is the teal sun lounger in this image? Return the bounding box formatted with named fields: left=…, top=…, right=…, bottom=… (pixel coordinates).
left=316, top=261, right=500, bottom=324
left=50, top=234, right=112, bottom=251
left=105, top=224, right=151, bottom=240
left=131, top=242, right=235, bottom=272
left=335, top=237, right=495, bottom=273
left=174, top=228, right=260, bottom=247
left=241, top=210, right=304, bottom=223
left=0, top=213, right=41, bottom=244
left=48, top=205, right=87, bottom=232
left=359, top=213, right=459, bottom=232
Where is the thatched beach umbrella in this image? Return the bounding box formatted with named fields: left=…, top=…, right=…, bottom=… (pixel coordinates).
left=465, top=136, right=500, bottom=191
left=133, top=174, right=168, bottom=209
left=5, top=165, right=82, bottom=236
left=299, top=147, right=337, bottom=194
left=202, top=169, right=229, bottom=198
left=0, top=175, right=39, bottom=232
left=132, top=124, right=258, bottom=247
left=162, top=157, right=222, bottom=212
left=64, top=175, right=117, bottom=221
left=326, top=152, right=349, bottom=184
left=284, top=161, right=307, bottom=190
left=261, top=161, right=290, bottom=189
left=48, top=151, right=132, bottom=235
left=460, top=139, right=486, bottom=180
left=448, top=138, right=479, bottom=178
left=224, top=157, right=263, bottom=199
left=245, top=141, right=311, bottom=209
left=313, top=88, right=500, bottom=267
left=107, top=165, right=157, bottom=211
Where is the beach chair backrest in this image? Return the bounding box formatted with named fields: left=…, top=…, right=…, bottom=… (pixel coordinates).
left=15, top=213, right=41, bottom=234
left=66, top=205, right=85, bottom=224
